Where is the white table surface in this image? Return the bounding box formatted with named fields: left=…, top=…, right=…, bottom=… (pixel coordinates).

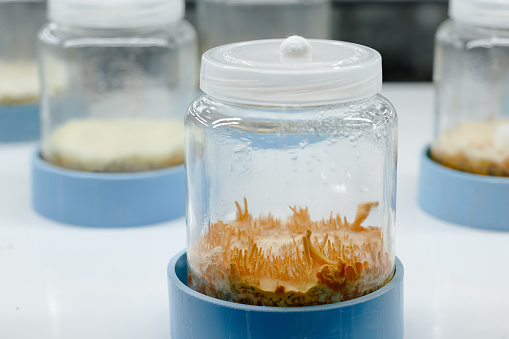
left=1, top=83, right=508, bottom=339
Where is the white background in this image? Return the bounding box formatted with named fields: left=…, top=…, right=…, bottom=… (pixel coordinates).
left=1, top=83, right=508, bottom=339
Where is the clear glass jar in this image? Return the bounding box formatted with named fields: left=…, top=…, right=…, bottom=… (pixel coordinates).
left=0, top=0, right=46, bottom=106
left=186, top=37, right=397, bottom=307
left=38, top=0, right=197, bottom=172
left=196, top=0, right=331, bottom=57
left=332, top=2, right=448, bottom=81
left=432, top=0, right=509, bottom=176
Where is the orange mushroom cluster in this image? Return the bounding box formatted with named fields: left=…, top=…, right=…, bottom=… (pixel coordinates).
left=188, top=199, right=394, bottom=307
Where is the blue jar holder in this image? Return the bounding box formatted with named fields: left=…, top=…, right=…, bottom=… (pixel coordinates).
left=32, top=151, right=185, bottom=227
left=0, top=104, right=40, bottom=142
left=167, top=250, right=404, bottom=339
left=419, top=146, right=509, bottom=230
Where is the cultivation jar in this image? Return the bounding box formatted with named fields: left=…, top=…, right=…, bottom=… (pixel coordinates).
left=186, top=37, right=398, bottom=306
left=0, top=0, right=46, bottom=107
left=38, top=0, right=197, bottom=172
left=432, top=0, right=509, bottom=176
left=196, top=0, right=331, bottom=57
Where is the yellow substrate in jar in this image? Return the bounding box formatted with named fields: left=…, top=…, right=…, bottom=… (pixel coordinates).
left=42, top=119, right=185, bottom=172
left=431, top=119, right=509, bottom=176
left=0, top=61, right=39, bottom=105
left=188, top=199, right=394, bottom=307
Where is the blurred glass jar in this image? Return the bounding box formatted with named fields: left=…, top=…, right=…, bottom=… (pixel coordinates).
left=186, top=37, right=398, bottom=307
left=38, top=0, right=197, bottom=172
left=331, top=1, right=448, bottom=81
left=0, top=0, right=46, bottom=106
left=432, top=0, right=509, bottom=176
left=196, top=0, right=331, bottom=57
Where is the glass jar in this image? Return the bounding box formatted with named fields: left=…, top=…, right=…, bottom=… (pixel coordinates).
left=186, top=37, right=398, bottom=307
left=331, top=1, right=448, bottom=81
left=432, top=0, right=509, bottom=176
left=196, top=0, right=331, bottom=58
left=38, top=0, right=197, bottom=172
left=0, top=0, right=46, bottom=106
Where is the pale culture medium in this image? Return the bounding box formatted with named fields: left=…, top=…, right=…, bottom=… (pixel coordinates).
left=43, top=119, right=185, bottom=172
left=432, top=0, right=509, bottom=176
left=0, top=61, right=39, bottom=105
left=38, top=0, right=197, bottom=172
left=432, top=119, right=509, bottom=176
left=185, top=37, right=398, bottom=307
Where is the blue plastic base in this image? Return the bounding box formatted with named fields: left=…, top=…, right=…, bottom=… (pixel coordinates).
left=167, top=250, right=404, bottom=339
left=0, top=104, right=40, bottom=142
left=419, top=146, right=509, bottom=230
left=32, top=151, right=185, bottom=227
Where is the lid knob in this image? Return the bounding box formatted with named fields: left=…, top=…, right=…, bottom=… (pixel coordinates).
left=279, top=36, right=313, bottom=64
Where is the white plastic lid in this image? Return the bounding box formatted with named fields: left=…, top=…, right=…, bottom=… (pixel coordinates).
left=49, top=0, right=184, bottom=28
left=449, top=0, right=509, bottom=28
left=200, top=36, right=382, bottom=106
left=0, top=0, right=43, bottom=3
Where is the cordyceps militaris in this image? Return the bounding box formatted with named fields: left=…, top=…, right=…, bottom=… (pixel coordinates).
left=188, top=198, right=393, bottom=307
